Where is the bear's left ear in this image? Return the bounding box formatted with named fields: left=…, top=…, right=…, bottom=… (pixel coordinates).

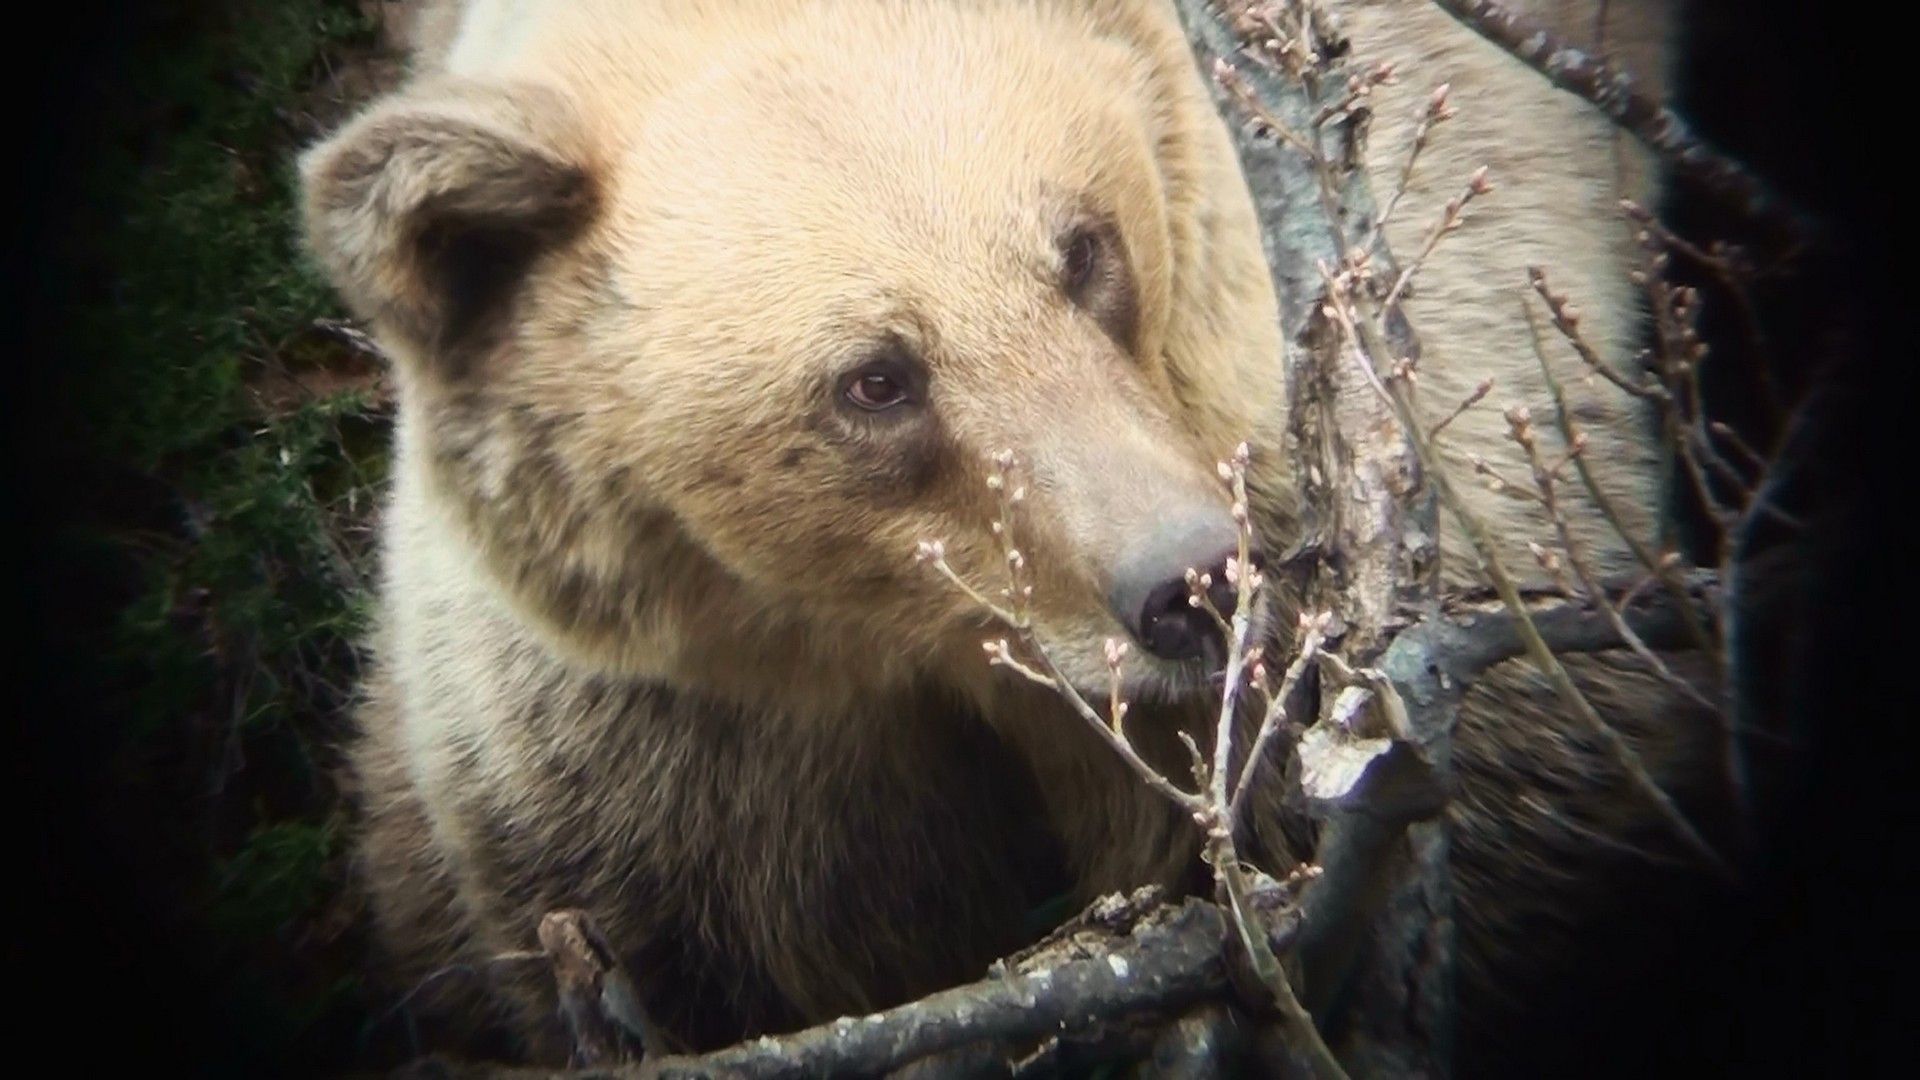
left=298, top=78, right=600, bottom=375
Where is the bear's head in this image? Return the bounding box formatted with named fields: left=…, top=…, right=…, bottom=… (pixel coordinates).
left=301, top=4, right=1288, bottom=713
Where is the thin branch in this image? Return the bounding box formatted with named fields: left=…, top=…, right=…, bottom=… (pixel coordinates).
left=1413, top=382, right=1728, bottom=875
left=1640, top=242, right=1744, bottom=546
left=1208, top=444, right=1260, bottom=816
left=311, top=315, right=391, bottom=362
left=1708, top=420, right=1769, bottom=475
left=1229, top=615, right=1325, bottom=824
left=1528, top=266, right=1664, bottom=400
left=1504, top=409, right=1723, bottom=714
left=1428, top=377, right=1493, bottom=441
left=1519, top=290, right=1723, bottom=670
left=1214, top=856, right=1344, bottom=1080
left=923, top=440, right=1347, bottom=1079
left=1467, top=452, right=1546, bottom=505
left=1321, top=267, right=1731, bottom=876
left=1213, top=58, right=1353, bottom=257
left=1311, top=61, right=1398, bottom=129
left=918, top=548, right=1018, bottom=627
left=1620, top=199, right=1786, bottom=422
left=1196, top=449, right=1351, bottom=1080
left=1428, top=0, right=1813, bottom=242
left=1213, top=57, right=1321, bottom=161
left=1014, top=630, right=1208, bottom=814
left=1383, top=166, right=1493, bottom=308
left=1373, top=83, right=1456, bottom=242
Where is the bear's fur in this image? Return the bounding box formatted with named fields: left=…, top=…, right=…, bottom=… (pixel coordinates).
left=301, top=0, right=1729, bottom=1066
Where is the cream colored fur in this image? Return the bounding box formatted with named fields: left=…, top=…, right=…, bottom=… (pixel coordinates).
left=1345, top=0, right=1674, bottom=585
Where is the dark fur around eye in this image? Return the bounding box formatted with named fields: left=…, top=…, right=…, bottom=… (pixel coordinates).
left=1057, top=219, right=1138, bottom=352
left=815, top=340, right=947, bottom=501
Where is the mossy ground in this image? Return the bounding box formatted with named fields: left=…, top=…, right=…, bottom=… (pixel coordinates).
left=41, top=1, right=407, bottom=1072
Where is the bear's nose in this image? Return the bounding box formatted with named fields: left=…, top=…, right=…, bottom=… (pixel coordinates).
left=1106, top=511, right=1248, bottom=662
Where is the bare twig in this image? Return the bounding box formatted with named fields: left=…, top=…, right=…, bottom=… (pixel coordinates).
left=1213, top=57, right=1353, bottom=259
left=1467, top=453, right=1545, bottom=504
left=920, top=444, right=1348, bottom=1079
left=1620, top=199, right=1785, bottom=421
left=1428, top=0, right=1813, bottom=242
left=1428, top=377, right=1492, bottom=441
left=1207, top=444, right=1261, bottom=818
left=1528, top=266, right=1664, bottom=400
left=1318, top=262, right=1731, bottom=877
left=1213, top=57, right=1320, bottom=161
left=1229, top=614, right=1327, bottom=824
left=1504, top=408, right=1723, bottom=714
left=1519, top=288, right=1723, bottom=669
left=1312, top=60, right=1399, bottom=129
left=1708, top=421, right=1769, bottom=475
left=1383, top=166, right=1494, bottom=308
left=1638, top=236, right=1745, bottom=548
left=1418, top=398, right=1729, bottom=872
left=312, top=315, right=391, bottom=362
left=1374, top=83, right=1456, bottom=241
left=1202, top=451, right=1349, bottom=1080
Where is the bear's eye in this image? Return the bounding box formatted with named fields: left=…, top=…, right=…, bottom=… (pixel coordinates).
left=1061, top=228, right=1100, bottom=296
left=842, top=361, right=916, bottom=412
left=1055, top=218, right=1137, bottom=351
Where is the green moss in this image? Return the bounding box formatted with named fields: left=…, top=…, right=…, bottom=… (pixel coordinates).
left=213, top=817, right=342, bottom=940
left=78, top=2, right=372, bottom=468
left=67, top=0, right=395, bottom=1071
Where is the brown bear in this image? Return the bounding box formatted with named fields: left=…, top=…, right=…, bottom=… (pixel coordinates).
left=300, top=0, right=1727, bottom=1067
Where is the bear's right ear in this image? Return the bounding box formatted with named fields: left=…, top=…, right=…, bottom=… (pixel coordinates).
left=299, top=80, right=600, bottom=375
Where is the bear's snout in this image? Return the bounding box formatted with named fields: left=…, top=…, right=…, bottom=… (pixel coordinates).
left=1105, top=510, right=1247, bottom=661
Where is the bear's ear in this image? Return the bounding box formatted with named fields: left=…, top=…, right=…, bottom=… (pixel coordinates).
left=299, top=80, right=600, bottom=375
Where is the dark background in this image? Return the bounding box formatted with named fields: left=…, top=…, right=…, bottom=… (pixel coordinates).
left=14, top=0, right=1899, bottom=1074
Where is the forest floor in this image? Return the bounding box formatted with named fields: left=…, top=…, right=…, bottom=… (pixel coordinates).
left=53, top=1, right=414, bottom=1072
